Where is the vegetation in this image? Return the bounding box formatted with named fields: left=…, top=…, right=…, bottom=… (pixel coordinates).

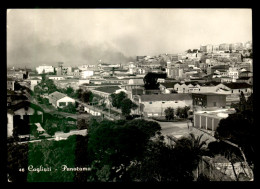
left=110, top=92, right=127, bottom=109
left=143, top=72, right=160, bottom=90
left=121, top=98, right=138, bottom=117
left=34, top=79, right=58, bottom=95
left=176, top=106, right=191, bottom=119
left=7, top=117, right=212, bottom=182
left=58, top=103, right=77, bottom=114
left=164, top=107, right=174, bottom=120
left=214, top=92, right=255, bottom=179
left=110, top=92, right=138, bottom=118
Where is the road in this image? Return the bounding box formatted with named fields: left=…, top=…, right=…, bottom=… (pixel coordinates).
left=147, top=118, right=216, bottom=145
left=54, top=129, right=87, bottom=140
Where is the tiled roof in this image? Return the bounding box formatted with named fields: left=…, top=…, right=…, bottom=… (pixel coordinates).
left=140, top=93, right=192, bottom=102
left=93, top=86, right=121, bottom=94
left=223, top=82, right=252, bottom=89
left=160, top=82, right=180, bottom=88
left=212, top=65, right=229, bottom=69
left=201, top=81, right=221, bottom=86
left=192, top=92, right=227, bottom=96
left=237, top=77, right=251, bottom=80
left=48, top=91, right=67, bottom=100
left=7, top=100, right=44, bottom=113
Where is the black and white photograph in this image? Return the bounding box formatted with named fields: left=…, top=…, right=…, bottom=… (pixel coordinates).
left=6, top=8, right=255, bottom=182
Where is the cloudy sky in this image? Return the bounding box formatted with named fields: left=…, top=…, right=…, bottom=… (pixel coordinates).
left=7, top=9, right=252, bottom=67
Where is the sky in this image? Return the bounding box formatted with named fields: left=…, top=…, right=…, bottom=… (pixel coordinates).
left=7, top=9, right=252, bottom=68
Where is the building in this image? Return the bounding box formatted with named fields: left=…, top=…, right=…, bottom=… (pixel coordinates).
left=227, top=67, right=239, bottom=81
left=48, top=91, right=75, bottom=108
left=139, top=93, right=192, bottom=117
left=222, top=82, right=252, bottom=95
left=7, top=77, right=16, bottom=91
left=81, top=70, right=94, bottom=78
left=192, top=93, right=227, bottom=109
left=159, top=82, right=180, bottom=94
left=236, top=77, right=253, bottom=85
left=26, top=77, right=42, bottom=91
left=206, top=44, right=213, bottom=53
left=90, top=86, right=123, bottom=98
left=219, top=43, right=230, bottom=51
left=174, top=82, right=201, bottom=93
left=200, top=45, right=207, bottom=52
left=193, top=108, right=236, bottom=131
left=212, top=45, right=219, bottom=52
left=239, top=71, right=253, bottom=78
left=207, top=65, right=229, bottom=75
left=36, top=65, right=54, bottom=74
left=54, top=79, right=80, bottom=90
left=47, top=76, right=65, bottom=80
left=7, top=101, right=44, bottom=137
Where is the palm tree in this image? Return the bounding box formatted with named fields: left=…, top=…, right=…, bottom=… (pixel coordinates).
left=173, top=133, right=208, bottom=180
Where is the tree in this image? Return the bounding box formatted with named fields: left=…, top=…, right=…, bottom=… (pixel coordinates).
left=30, top=124, right=39, bottom=139
left=214, top=92, right=255, bottom=180
left=76, top=88, right=83, bottom=99
left=164, top=107, right=174, bottom=120
left=121, top=98, right=138, bottom=117
left=65, top=86, right=74, bottom=97
left=87, top=120, right=149, bottom=181
left=124, top=119, right=161, bottom=139
left=77, top=119, right=88, bottom=130
left=110, top=92, right=127, bottom=109
left=173, top=133, right=208, bottom=180
left=81, top=91, right=93, bottom=103
left=7, top=143, right=29, bottom=182
left=143, top=72, right=160, bottom=90
left=60, top=103, right=76, bottom=113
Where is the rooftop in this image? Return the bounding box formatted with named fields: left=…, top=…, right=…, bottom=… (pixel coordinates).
left=192, top=92, right=227, bottom=96
left=223, top=82, right=252, bottom=89
left=49, top=91, right=68, bottom=100
left=7, top=100, right=44, bottom=113
left=160, top=82, right=180, bottom=88
left=92, top=86, right=121, bottom=94
left=140, top=93, right=192, bottom=102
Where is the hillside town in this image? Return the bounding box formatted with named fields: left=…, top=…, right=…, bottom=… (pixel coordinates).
left=7, top=41, right=254, bottom=182
left=6, top=8, right=256, bottom=183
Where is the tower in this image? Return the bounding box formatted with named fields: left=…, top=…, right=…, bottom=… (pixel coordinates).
left=57, top=62, right=63, bottom=75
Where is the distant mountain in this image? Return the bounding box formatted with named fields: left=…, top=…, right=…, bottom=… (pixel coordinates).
left=7, top=40, right=135, bottom=68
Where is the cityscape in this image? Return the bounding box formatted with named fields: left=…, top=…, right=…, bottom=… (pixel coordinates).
left=7, top=9, right=255, bottom=182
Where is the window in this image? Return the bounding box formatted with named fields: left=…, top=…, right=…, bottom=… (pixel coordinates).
left=149, top=102, right=152, bottom=104
left=213, top=102, right=217, bottom=107
left=232, top=90, right=233, bottom=93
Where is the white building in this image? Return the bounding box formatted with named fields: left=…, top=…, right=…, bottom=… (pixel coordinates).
left=48, top=76, right=65, bottom=80
left=26, top=78, right=42, bottom=91
left=36, top=65, right=54, bottom=74
left=227, top=67, right=239, bottom=81
left=81, top=70, right=94, bottom=79
left=139, top=93, right=193, bottom=117
left=48, top=91, right=75, bottom=108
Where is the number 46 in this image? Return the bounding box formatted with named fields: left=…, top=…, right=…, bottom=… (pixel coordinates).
left=19, top=168, right=25, bottom=172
